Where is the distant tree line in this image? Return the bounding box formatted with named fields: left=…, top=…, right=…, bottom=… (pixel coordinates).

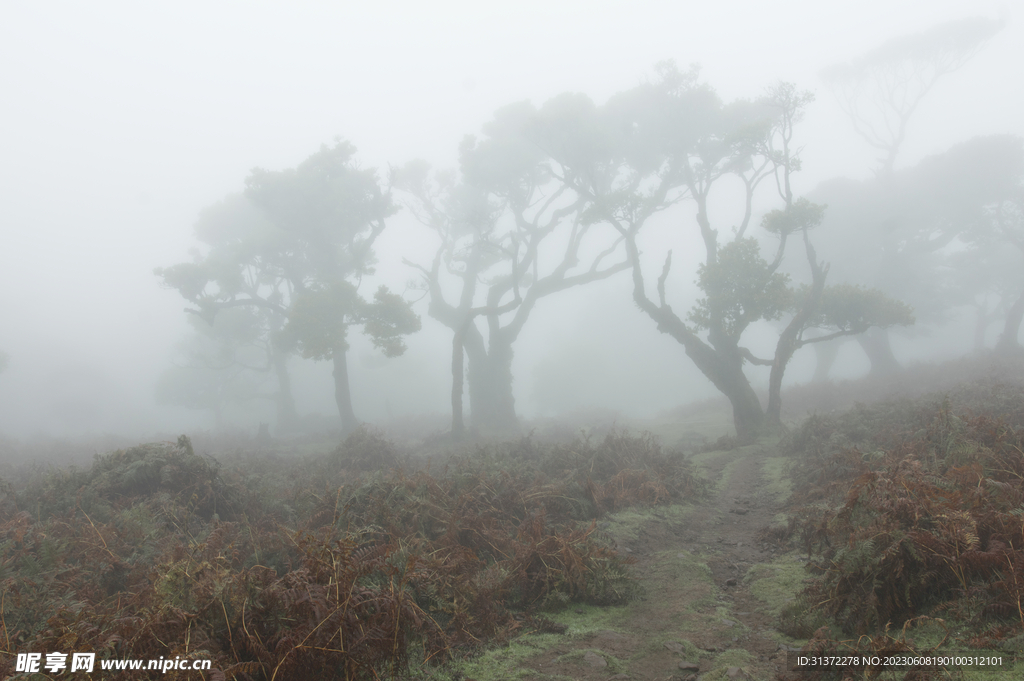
left=157, top=18, right=1022, bottom=442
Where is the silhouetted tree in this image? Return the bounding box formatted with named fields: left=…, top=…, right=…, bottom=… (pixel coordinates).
left=812, top=17, right=1003, bottom=376
left=822, top=16, right=1003, bottom=175
left=160, top=142, right=419, bottom=432
left=951, top=136, right=1024, bottom=352
left=558, top=65, right=911, bottom=438
left=244, top=142, right=419, bottom=431
left=807, top=135, right=1022, bottom=375
left=156, top=194, right=300, bottom=429
left=397, top=102, right=628, bottom=436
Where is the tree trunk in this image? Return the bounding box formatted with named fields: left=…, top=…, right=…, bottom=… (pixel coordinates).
left=811, top=338, right=841, bottom=383
left=857, top=327, right=901, bottom=375
left=451, top=327, right=466, bottom=440
left=725, top=373, right=766, bottom=443
left=766, top=345, right=797, bottom=426
left=332, top=348, right=358, bottom=432
left=996, top=284, right=1024, bottom=354
left=629, top=296, right=765, bottom=442
left=767, top=264, right=827, bottom=425
left=464, top=334, right=518, bottom=435
left=273, top=350, right=299, bottom=432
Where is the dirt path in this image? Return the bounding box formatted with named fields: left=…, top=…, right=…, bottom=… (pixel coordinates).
left=477, top=441, right=800, bottom=681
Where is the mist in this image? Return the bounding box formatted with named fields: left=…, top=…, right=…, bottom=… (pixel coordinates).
left=1, top=0, right=1022, bottom=440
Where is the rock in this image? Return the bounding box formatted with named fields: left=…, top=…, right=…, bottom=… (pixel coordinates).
left=726, top=666, right=744, bottom=679
left=724, top=578, right=738, bottom=587
left=721, top=618, right=736, bottom=626
left=584, top=651, right=608, bottom=669
left=678, top=660, right=700, bottom=671
left=730, top=508, right=749, bottom=515
left=664, top=641, right=685, bottom=654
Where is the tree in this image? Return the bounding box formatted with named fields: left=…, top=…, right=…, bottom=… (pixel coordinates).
left=813, top=18, right=1002, bottom=377
left=806, top=134, right=1022, bottom=376
left=156, top=194, right=301, bottom=430
left=245, top=142, right=419, bottom=431
left=822, top=16, right=1003, bottom=175
left=396, top=101, right=628, bottom=436
left=552, top=66, right=910, bottom=439
left=159, top=142, right=419, bottom=433
left=952, top=136, right=1024, bottom=352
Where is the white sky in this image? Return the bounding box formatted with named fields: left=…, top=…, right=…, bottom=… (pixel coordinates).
left=0, top=1, right=1020, bottom=436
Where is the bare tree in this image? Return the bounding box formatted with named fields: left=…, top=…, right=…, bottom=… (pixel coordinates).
left=822, top=16, right=1003, bottom=175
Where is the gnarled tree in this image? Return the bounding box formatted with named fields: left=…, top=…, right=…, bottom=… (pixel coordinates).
left=553, top=66, right=911, bottom=439
left=396, top=101, right=628, bottom=436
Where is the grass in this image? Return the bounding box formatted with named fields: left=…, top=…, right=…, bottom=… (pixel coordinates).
left=598, top=503, right=692, bottom=545
left=760, top=456, right=792, bottom=504
left=452, top=634, right=567, bottom=680
left=743, top=553, right=810, bottom=619
left=701, top=648, right=762, bottom=681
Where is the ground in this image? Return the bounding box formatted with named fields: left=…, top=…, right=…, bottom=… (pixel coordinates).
left=450, top=438, right=807, bottom=681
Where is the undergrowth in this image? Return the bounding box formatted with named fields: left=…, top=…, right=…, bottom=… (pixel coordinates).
left=775, top=381, right=1024, bottom=678
left=0, top=428, right=700, bottom=679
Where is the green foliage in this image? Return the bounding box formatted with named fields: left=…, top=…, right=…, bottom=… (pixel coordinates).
left=689, top=237, right=792, bottom=336
left=760, top=198, right=826, bottom=235
left=363, top=286, right=422, bottom=357
left=245, top=141, right=395, bottom=268
left=287, top=283, right=421, bottom=361
left=287, top=281, right=360, bottom=360
left=155, top=261, right=211, bottom=300
left=806, top=283, right=915, bottom=333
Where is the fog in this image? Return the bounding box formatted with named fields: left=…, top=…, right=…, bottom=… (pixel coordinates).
left=1, top=1, right=1022, bottom=439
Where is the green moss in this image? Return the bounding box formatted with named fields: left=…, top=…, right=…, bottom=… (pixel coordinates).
left=599, top=503, right=691, bottom=545
left=550, top=603, right=632, bottom=639
left=744, top=554, right=809, bottom=617
left=453, top=634, right=566, bottom=680
left=761, top=456, right=793, bottom=503
left=637, top=636, right=706, bottom=662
